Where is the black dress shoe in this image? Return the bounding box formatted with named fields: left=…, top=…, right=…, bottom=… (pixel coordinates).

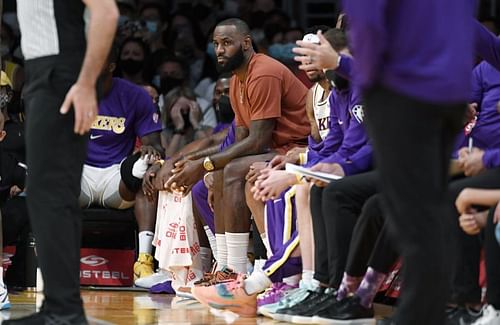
left=4, top=311, right=88, bottom=325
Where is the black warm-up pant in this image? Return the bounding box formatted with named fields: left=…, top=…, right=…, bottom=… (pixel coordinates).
left=24, top=56, right=87, bottom=315
left=364, top=85, right=465, bottom=325
left=310, top=171, right=378, bottom=287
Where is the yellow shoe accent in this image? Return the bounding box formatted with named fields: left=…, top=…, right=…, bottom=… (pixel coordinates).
left=134, top=253, right=154, bottom=281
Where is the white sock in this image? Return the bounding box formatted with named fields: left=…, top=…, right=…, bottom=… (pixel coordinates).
left=260, top=233, right=272, bottom=258
left=226, top=232, right=250, bottom=274
left=283, top=273, right=301, bottom=286
left=132, top=156, right=149, bottom=179
left=138, top=231, right=154, bottom=254
left=215, top=234, right=227, bottom=270
left=244, top=270, right=272, bottom=295
left=302, top=269, right=319, bottom=289
left=252, top=259, right=267, bottom=274
left=204, top=225, right=218, bottom=261
left=200, top=247, right=212, bottom=273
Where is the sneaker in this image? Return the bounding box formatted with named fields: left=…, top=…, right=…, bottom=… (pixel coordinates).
left=194, top=267, right=238, bottom=286
left=149, top=280, right=175, bottom=294
left=192, top=274, right=257, bottom=317
left=472, top=305, right=500, bottom=325
left=377, top=318, right=396, bottom=325
left=135, top=270, right=171, bottom=289
left=3, top=311, right=87, bottom=325
left=258, top=287, right=309, bottom=318
left=176, top=286, right=195, bottom=300
left=311, top=296, right=375, bottom=325
left=133, top=253, right=154, bottom=283
left=0, top=283, right=10, bottom=311
left=446, top=305, right=482, bottom=325
left=272, top=288, right=331, bottom=323
left=257, top=282, right=298, bottom=307
left=289, top=290, right=338, bottom=324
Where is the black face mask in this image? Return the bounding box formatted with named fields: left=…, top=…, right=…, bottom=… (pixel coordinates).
left=120, top=59, right=144, bottom=75
left=216, top=95, right=234, bottom=124
left=160, top=77, right=184, bottom=95
left=333, top=73, right=350, bottom=91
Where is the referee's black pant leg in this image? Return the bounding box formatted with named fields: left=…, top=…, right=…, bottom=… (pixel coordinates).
left=365, top=86, right=465, bottom=325
left=25, top=64, right=88, bottom=316
left=447, top=168, right=500, bottom=305
left=321, top=171, right=378, bottom=288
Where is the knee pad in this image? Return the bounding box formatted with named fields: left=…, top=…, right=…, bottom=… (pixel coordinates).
left=120, top=152, right=142, bottom=193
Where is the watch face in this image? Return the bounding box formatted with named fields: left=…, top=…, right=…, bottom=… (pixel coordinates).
left=204, top=158, right=214, bottom=171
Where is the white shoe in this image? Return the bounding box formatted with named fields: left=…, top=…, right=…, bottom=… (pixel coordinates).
left=0, top=283, right=11, bottom=311
left=472, top=305, right=500, bottom=325
left=135, top=270, right=172, bottom=289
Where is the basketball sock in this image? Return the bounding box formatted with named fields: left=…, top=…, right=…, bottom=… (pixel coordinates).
left=138, top=231, right=154, bottom=254
left=226, top=232, right=249, bottom=274
left=337, top=272, right=362, bottom=301
left=301, top=269, right=320, bottom=290
left=215, top=233, right=227, bottom=270
left=283, top=273, right=301, bottom=286
left=355, top=267, right=386, bottom=308
left=200, top=247, right=212, bottom=273
left=203, top=225, right=218, bottom=261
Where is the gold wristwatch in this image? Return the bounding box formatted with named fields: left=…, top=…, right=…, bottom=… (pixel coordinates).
left=203, top=156, right=215, bottom=171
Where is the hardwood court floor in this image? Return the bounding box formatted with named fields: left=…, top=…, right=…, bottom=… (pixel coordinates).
left=3, top=289, right=395, bottom=324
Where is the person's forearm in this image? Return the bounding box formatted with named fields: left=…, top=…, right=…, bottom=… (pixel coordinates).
left=460, top=188, right=500, bottom=207
left=78, top=0, right=118, bottom=86
left=185, top=144, right=222, bottom=160
left=210, top=135, right=270, bottom=169
left=166, top=134, right=184, bottom=157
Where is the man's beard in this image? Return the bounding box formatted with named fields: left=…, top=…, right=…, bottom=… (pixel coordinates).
left=216, top=46, right=245, bottom=73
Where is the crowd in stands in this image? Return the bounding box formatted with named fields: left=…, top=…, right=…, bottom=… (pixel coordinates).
left=2, top=1, right=500, bottom=324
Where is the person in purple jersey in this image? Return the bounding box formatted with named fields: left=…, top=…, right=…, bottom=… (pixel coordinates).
left=79, top=47, right=163, bottom=286
left=294, top=1, right=475, bottom=324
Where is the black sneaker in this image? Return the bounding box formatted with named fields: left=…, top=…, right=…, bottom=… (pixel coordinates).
left=4, top=311, right=88, bottom=325
left=289, top=291, right=340, bottom=324
left=446, top=305, right=482, bottom=325
left=311, top=296, right=375, bottom=324
left=273, top=288, right=331, bottom=322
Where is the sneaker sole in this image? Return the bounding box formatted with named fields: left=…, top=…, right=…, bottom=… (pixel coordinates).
left=0, top=303, right=11, bottom=310
left=291, top=314, right=315, bottom=324
left=271, top=312, right=294, bottom=322
left=312, top=315, right=376, bottom=325
left=207, top=301, right=257, bottom=318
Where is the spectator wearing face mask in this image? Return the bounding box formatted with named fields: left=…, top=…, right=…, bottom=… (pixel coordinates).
left=117, top=37, right=151, bottom=86
left=155, top=56, right=217, bottom=128
left=139, top=2, right=168, bottom=52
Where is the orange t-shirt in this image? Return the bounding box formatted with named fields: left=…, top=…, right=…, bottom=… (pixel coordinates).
left=230, top=54, right=310, bottom=153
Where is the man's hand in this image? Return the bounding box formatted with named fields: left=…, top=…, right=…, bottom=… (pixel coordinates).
left=293, top=30, right=340, bottom=72
left=309, top=162, right=345, bottom=187
left=245, top=161, right=270, bottom=184
left=60, top=83, right=98, bottom=135
left=459, top=210, right=488, bottom=235
left=166, top=158, right=205, bottom=191
left=455, top=188, right=473, bottom=214
left=10, top=185, right=22, bottom=197
left=170, top=100, right=185, bottom=131
left=188, top=100, right=202, bottom=129
left=269, top=149, right=303, bottom=170
left=462, top=148, right=486, bottom=176
left=153, top=159, right=175, bottom=191
left=251, top=169, right=297, bottom=202
left=142, top=163, right=161, bottom=201
left=140, top=145, right=161, bottom=163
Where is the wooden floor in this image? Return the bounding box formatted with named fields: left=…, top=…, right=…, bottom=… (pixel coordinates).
left=2, top=289, right=395, bottom=324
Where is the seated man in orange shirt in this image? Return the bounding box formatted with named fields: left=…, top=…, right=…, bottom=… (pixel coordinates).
left=160, top=18, right=310, bottom=276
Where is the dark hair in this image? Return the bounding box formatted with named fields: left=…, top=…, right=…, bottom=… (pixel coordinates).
left=162, top=11, right=206, bottom=52
left=119, top=37, right=150, bottom=59
left=305, top=25, right=331, bottom=35
left=216, top=18, right=251, bottom=36
left=323, top=28, right=348, bottom=52
left=139, top=3, right=168, bottom=22
left=156, top=55, right=190, bottom=77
